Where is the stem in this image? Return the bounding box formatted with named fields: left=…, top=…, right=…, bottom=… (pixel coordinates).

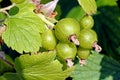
left=37, top=13, right=55, bottom=29
left=66, top=59, right=74, bottom=67
left=69, top=34, right=79, bottom=45
left=0, top=3, right=15, bottom=17
left=79, top=59, right=86, bottom=66
left=0, top=52, right=14, bottom=68
left=0, top=3, right=15, bottom=12
left=92, top=41, right=102, bottom=53
left=2, top=58, right=14, bottom=68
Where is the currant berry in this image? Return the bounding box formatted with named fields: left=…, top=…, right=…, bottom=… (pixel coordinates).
left=56, top=42, right=77, bottom=67
left=10, top=0, right=25, bottom=4
left=80, top=15, right=94, bottom=29
left=54, top=18, right=80, bottom=45
left=77, top=47, right=90, bottom=60
left=41, top=29, right=56, bottom=50
left=78, top=29, right=102, bottom=52
left=77, top=47, right=91, bottom=66
left=78, top=29, right=97, bottom=49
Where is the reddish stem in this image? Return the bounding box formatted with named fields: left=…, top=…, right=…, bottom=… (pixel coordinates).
left=69, top=34, right=79, bottom=45
left=66, top=59, right=74, bottom=67
left=92, top=41, right=102, bottom=53
left=0, top=52, right=14, bottom=68
left=79, top=59, right=86, bottom=66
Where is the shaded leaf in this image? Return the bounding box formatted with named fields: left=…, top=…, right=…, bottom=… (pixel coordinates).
left=0, top=73, right=20, bottom=80
left=14, top=51, right=74, bottom=80
left=2, top=3, right=46, bottom=53
left=93, top=5, right=120, bottom=62
left=71, top=51, right=120, bottom=80
left=96, top=0, right=117, bottom=7
left=0, top=53, right=14, bottom=75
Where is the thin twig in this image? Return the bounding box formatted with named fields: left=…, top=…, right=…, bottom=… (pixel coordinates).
left=37, top=13, right=55, bottom=29
left=0, top=3, right=15, bottom=12
left=0, top=51, right=14, bottom=68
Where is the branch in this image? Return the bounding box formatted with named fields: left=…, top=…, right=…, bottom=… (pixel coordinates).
left=0, top=3, right=15, bottom=12
left=37, top=13, right=55, bottom=29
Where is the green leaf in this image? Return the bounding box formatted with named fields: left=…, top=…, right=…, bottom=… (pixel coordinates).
left=66, top=6, right=86, bottom=21
left=0, top=12, right=7, bottom=25
left=14, top=51, right=74, bottom=80
left=0, top=73, right=20, bottom=80
left=71, top=51, right=120, bottom=80
left=2, top=3, right=46, bottom=53
left=0, top=54, right=14, bottom=75
left=96, top=0, right=118, bottom=7
left=93, top=5, right=120, bottom=61
left=77, top=0, right=97, bottom=15
left=8, top=6, right=19, bottom=16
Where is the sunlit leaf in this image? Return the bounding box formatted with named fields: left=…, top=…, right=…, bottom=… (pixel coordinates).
left=14, top=51, right=74, bottom=80
left=77, top=0, right=97, bottom=15
left=2, top=3, right=46, bottom=53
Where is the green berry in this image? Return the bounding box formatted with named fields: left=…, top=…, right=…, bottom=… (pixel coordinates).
left=41, top=29, right=56, bottom=50
left=77, top=47, right=90, bottom=60
left=78, top=29, right=97, bottom=49
left=56, top=42, right=77, bottom=60
left=54, top=18, right=80, bottom=43
left=80, top=15, right=94, bottom=29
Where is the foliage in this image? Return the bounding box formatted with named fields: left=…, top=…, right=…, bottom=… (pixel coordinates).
left=2, top=3, right=45, bottom=53
left=0, top=51, right=74, bottom=80
left=0, top=0, right=120, bottom=80
left=71, top=51, right=120, bottom=80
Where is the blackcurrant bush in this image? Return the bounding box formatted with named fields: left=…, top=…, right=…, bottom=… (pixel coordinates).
left=54, top=18, right=80, bottom=45
left=41, top=29, right=56, bottom=50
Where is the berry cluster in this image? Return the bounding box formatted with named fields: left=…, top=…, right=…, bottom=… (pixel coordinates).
left=41, top=15, right=102, bottom=67
left=0, top=0, right=102, bottom=67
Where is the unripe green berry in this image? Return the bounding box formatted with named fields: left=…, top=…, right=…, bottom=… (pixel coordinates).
left=41, top=29, right=56, bottom=50
left=80, top=15, right=94, bottom=29
left=77, top=47, right=90, bottom=60
left=78, top=29, right=97, bottom=49
left=54, top=18, right=80, bottom=44
left=56, top=42, right=77, bottom=60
